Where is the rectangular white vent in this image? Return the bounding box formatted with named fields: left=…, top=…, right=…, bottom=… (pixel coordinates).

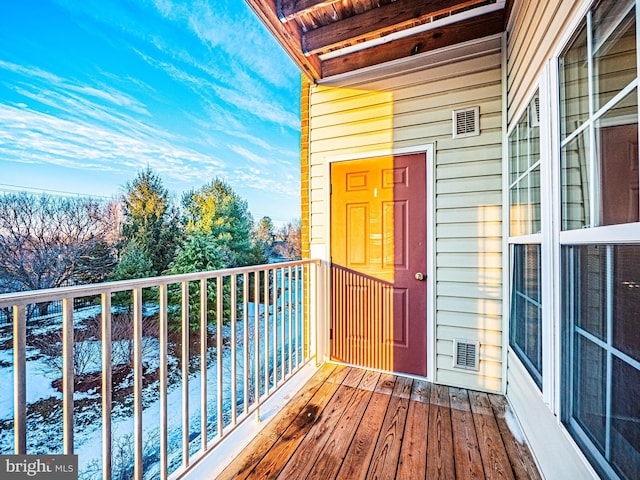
left=452, top=106, right=480, bottom=138
left=453, top=339, right=479, bottom=371
left=530, top=96, right=540, bottom=127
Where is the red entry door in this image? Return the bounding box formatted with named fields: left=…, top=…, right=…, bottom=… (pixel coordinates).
left=330, top=153, right=427, bottom=377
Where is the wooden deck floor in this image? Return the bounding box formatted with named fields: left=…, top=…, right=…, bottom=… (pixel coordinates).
left=217, top=364, right=541, bottom=480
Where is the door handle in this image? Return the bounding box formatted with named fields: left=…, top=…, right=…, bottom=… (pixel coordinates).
left=415, top=272, right=425, bottom=281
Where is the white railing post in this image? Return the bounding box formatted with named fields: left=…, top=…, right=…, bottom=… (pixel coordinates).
left=216, top=277, right=223, bottom=438
left=230, top=274, right=237, bottom=426
left=13, top=304, right=26, bottom=454
left=62, top=297, right=74, bottom=455
left=101, top=293, right=112, bottom=480
left=133, top=288, right=143, bottom=480
left=200, top=278, right=208, bottom=452
left=159, top=284, right=169, bottom=480
left=181, top=281, right=190, bottom=468
left=315, top=261, right=327, bottom=366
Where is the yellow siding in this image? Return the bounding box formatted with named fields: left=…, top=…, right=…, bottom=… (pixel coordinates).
left=309, top=50, right=503, bottom=392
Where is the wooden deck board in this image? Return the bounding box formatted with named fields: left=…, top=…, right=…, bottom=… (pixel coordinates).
left=488, top=394, right=542, bottom=480
left=450, top=387, right=485, bottom=480
left=306, top=377, right=375, bottom=480
left=217, top=366, right=542, bottom=480
left=427, top=383, right=456, bottom=480
left=335, top=375, right=394, bottom=480
left=469, top=391, right=515, bottom=480
left=397, top=381, right=430, bottom=479
left=367, top=376, right=412, bottom=480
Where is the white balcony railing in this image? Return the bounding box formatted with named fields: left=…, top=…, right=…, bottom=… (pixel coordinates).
left=0, top=259, right=323, bottom=479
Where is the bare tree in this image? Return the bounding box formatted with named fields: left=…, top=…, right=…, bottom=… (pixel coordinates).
left=273, top=219, right=302, bottom=260
left=0, top=193, right=119, bottom=303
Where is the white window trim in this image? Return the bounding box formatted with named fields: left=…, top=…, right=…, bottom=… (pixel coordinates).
left=506, top=74, right=553, bottom=404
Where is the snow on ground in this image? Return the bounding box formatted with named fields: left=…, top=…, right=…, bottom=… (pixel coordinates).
left=0, top=348, right=61, bottom=420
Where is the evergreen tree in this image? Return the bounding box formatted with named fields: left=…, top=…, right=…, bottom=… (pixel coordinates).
left=255, top=216, right=275, bottom=259
left=181, top=178, right=265, bottom=267
left=120, top=168, right=180, bottom=275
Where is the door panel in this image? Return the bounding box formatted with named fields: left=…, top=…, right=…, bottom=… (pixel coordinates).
left=330, top=153, right=427, bottom=376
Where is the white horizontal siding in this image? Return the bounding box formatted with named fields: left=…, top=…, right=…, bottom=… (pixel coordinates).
left=309, top=50, right=504, bottom=392
left=507, top=0, right=583, bottom=122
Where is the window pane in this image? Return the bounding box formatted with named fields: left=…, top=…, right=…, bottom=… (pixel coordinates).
left=595, top=90, right=639, bottom=227
left=509, top=124, right=520, bottom=185
left=510, top=179, right=529, bottom=237
left=510, top=244, right=542, bottom=387
left=509, top=92, right=541, bottom=237
left=574, top=335, right=607, bottom=454
left=577, top=245, right=607, bottom=341
left=561, top=129, right=591, bottom=230
left=612, top=356, right=640, bottom=479
left=560, top=24, right=589, bottom=139
left=613, top=245, right=640, bottom=361
left=530, top=166, right=541, bottom=234
left=564, top=245, right=640, bottom=479
left=593, top=0, right=636, bottom=112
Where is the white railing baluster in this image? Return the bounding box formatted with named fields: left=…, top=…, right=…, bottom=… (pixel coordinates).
left=200, top=278, right=208, bottom=452
left=230, top=274, right=237, bottom=427
left=254, top=271, right=261, bottom=422
left=288, top=266, right=293, bottom=376
left=101, top=293, right=112, bottom=480
left=280, top=268, right=285, bottom=382
left=243, top=273, right=249, bottom=416
left=263, top=270, right=269, bottom=395
left=181, top=281, right=190, bottom=467
left=13, top=304, right=26, bottom=454
left=216, top=277, right=223, bottom=438
left=62, top=297, right=74, bottom=455
left=159, top=285, right=169, bottom=480
left=273, top=268, right=278, bottom=388
left=294, top=266, right=299, bottom=368
left=132, top=288, right=143, bottom=480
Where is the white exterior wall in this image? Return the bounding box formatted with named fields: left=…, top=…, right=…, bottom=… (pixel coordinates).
left=309, top=39, right=504, bottom=392
left=506, top=0, right=600, bottom=478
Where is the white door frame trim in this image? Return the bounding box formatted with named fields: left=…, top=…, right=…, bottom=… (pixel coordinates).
left=323, top=143, right=436, bottom=381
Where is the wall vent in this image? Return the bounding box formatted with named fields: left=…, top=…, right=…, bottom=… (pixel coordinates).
left=453, top=339, right=479, bottom=371
left=452, top=107, right=480, bottom=138
left=530, top=96, right=540, bottom=127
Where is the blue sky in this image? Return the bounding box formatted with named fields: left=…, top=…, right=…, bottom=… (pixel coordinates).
left=0, top=0, right=302, bottom=224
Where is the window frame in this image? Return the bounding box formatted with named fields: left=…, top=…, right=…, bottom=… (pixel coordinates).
left=553, top=1, right=640, bottom=478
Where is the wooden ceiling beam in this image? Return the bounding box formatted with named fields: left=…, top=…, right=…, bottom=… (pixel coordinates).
left=321, top=9, right=504, bottom=78
left=245, top=0, right=322, bottom=81
left=304, top=0, right=490, bottom=55
left=279, top=0, right=337, bottom=22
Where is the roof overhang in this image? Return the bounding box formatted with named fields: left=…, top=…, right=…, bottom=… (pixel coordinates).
left=245, top=0, right=508, bottom=82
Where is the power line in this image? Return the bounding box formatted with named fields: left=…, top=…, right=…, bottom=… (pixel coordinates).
left=0, top=183, right=112, bottom=200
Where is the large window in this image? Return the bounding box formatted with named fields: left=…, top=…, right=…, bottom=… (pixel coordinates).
left=508, top=91, right=543, bottom=388
left=510, top=244, right=542, bottom=387
left=559, top=1, right=640, bottom=478
left=563, top=245, right=640, bottom=480
left=559, top=0, right=639, bottom=230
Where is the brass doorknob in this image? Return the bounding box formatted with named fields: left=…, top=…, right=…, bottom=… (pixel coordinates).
left=415, top=272, right=425, bottom=281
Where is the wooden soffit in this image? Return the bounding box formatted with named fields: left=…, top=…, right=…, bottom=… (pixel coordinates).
left=245, top=0, right=506, bottom=82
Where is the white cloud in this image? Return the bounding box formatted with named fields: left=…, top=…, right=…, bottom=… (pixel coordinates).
left=228, top=144, right=272, bottom=166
